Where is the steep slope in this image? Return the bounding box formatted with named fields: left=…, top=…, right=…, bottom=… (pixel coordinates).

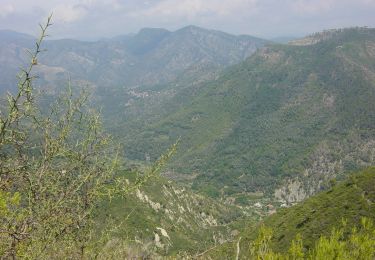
left=95, top=170, right=256, bottom=256
left=204, top=167, right=375, bottom=259
left=119, top=28, right=375, bottom=199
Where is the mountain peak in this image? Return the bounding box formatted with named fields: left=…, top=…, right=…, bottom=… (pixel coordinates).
left=137, top=27, right=171, bottom=36
left=176, top=25, right=211, bottom=34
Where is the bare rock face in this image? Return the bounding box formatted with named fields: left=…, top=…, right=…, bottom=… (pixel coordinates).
left=275, top=137, right=375, bottom=204
left=275, top=179, right=307, bottom=204
left=127, top=179, right=243, bottom=254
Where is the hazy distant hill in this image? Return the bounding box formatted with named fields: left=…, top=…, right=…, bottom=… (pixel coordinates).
left=116, top=28, right=375, bottom=199
left=0, top=30, right=35, bottom=92
left=0, top=27, right=267, bottom=93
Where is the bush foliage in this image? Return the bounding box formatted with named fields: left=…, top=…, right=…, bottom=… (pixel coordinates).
left=0, top=16, right=176, bottom=259
left=250, top=218, right=375, bottom=260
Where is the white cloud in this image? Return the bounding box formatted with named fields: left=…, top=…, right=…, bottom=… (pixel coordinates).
left=0, top=0, right=374, bottom=39
left=131, top=0, right=259, bottom=18
left=289, top=0, right=375, bottom=15
left=360, top=0, right=375, bottom=5
left=290, top=0, right=335, bottom=15
left=0, top=3, right=15, bottom=18
left=48, top=1, right=124, bottom=23
left=53, top=4, right=88, bottom=23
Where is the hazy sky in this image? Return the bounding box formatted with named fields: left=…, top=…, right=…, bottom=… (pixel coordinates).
left=0, top=0, right=374, bottom=40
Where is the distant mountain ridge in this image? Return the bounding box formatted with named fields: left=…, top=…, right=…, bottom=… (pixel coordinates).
left=0, top=26, right=268, bottom=92
left=0, top=30, right=35, bottom=42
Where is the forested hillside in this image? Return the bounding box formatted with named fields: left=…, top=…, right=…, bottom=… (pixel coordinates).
left=115, top=28, right=375, bottom=200
left=205, top=167, right=375, bottom=259
left=1, top=21, right=374, bottom=259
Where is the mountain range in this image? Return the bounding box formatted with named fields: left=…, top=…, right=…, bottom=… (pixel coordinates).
left=0, top=26, right=267, bottom=93
left=105, top=28, right=375, bottom=202
left=1, top=26, right=374, bottom=202
left=1, top=25, right=374, bottom=257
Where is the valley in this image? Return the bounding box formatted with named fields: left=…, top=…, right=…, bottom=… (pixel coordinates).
left=0, top=23, right=374, bottom=258
left=102, top=28, right=375, bottom=204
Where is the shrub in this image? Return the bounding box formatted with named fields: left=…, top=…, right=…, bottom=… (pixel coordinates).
left=0, top=15, right=175, bottom=258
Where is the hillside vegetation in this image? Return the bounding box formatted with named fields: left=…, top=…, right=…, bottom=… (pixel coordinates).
left=205, top=167, right=375, bottom=259
left=95, top=170, right=253, bottom=256
left=1, top=21, right=375, bottom=259
left=115, top=28, right=375, bottom=200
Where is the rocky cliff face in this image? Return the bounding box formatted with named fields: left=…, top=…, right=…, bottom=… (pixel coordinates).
left=275, top=136, right=375, bottom=204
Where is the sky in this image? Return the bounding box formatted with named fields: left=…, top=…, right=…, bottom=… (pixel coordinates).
left=0, top=0, right=375, bottom=40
